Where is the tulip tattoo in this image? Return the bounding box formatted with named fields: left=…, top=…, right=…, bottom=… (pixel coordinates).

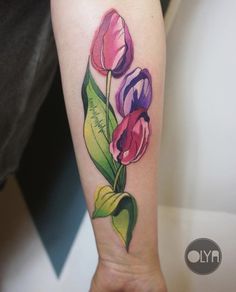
left=81, top=9, right=152, bottom=250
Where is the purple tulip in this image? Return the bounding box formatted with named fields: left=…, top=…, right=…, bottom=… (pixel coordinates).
left=116, top=67, right=152, bottom=117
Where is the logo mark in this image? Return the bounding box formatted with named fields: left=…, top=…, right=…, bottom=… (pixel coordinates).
left=185, top=238, right=222, bottom=275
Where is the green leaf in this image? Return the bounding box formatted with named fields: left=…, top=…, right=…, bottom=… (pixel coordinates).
left=81, top=62, right=126, bottom=192
left=112, top=195, right=137, bottom=251
left=92, top=185, right=138, bottom=250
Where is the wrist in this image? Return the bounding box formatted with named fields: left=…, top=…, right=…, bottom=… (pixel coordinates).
left=96, top=239, right=161, bottom=274
left=91, top=254, right=167, bottom=292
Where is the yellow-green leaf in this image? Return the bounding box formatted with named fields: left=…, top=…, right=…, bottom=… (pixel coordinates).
left=92, top=185, right=138, bottom=250
left=112, top=195, right=137, bottom=250
left=92, top=185, right=128, bottom=218
left=81, top=62, right=126, bottom=192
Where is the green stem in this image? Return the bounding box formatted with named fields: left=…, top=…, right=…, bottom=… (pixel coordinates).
left=106, top=70, right=112, bottom=142
left=113, top=164, right=124, bottom=192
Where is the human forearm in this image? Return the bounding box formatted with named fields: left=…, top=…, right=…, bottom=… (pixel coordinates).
left=51, top=0, right=166, bottom=290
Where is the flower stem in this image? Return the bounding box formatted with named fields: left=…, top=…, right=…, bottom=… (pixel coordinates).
left=113, top=164, right=124, bottom=192
left=106, top=70, right=112, bottom=142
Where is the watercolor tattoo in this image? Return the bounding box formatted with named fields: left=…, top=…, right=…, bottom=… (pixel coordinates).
left=81, top=9, right=152, bottom=250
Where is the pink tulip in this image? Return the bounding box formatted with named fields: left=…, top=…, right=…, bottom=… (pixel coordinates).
left=90, top=9, right=133, bottom=78
left=110, top=108, right=150, bottom=165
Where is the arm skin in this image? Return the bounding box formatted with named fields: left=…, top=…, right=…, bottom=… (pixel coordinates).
left=51, top=1, right=166, bottom=291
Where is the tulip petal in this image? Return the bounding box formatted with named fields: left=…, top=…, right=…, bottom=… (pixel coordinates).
left=132, top=114, right=150, bottom=162
left=91, top=10, right=114, bottom=75
left=111, top=21, right=133, bottom=78
left=103, top=13, right=126, bottom=71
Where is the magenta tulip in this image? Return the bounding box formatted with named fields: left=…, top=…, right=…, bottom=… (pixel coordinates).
left=110, top=108, right=150, bottom=165
left=90, top=9, right=133, bottom=78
